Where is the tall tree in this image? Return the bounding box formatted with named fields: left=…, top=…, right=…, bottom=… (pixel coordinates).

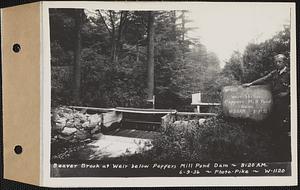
left=72, top=9, right=84, bottom=103
left=222, top=51, right=243, bottom=82
left=146, top=11, right=155, bottom=101
left=97, top=10, right=129, bottom=63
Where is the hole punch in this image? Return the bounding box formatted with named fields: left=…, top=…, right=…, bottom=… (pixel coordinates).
left=14, top=145, right=23, bottom=155
left=12, top=43, right=21, bottom=53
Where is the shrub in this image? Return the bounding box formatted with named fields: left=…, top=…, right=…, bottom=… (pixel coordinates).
left=125, top=115, right=289, bottom=162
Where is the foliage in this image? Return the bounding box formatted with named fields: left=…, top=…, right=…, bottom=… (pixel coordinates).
left=242, top=26, right=290, bottom=83
left=50, top=9, right=221, bottom=110
left=222, top=51, right=243, bottom=82
left=202, top=26, right=290, bottom=104
left=114, top=115, right=290, bottom=162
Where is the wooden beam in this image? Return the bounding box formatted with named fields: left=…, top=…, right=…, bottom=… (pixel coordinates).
left=68, top=106, right=217, bottom=116
left=191, top=103, right=221, bottom=106
left=69, top=106, right=115, bottom=112
left=123, top=119, right=161, bottom=125
left=176, top=112, right=217, bottom=116
left=115, top=107, right=177, bottom=114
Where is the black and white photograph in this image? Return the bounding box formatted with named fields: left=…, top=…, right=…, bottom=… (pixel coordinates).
left=47, top=2, right=296, bottom=182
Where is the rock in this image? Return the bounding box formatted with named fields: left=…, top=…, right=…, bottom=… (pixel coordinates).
left=173, top=120, right=189, bottom=126
left=53, top=118, right=67, bottom=131
left=91, top=133, right=103, bottom=140
left=62, top=113, right=73, bottom=120
left=173, top=120, right=180, bottom=125
left=58, top=134, right=73, bottom=141
left=53, top=123, right=64, bottom=131
left=65, top=120, right=74, bottom=128
left=199, top=118, right=206, bottom=125
left=73, top=118, right=82, bottom=128
left=74, top=130, right=89, bottom=140
left=89, top=114, right=102, bottom=127
left=103, top=111, right=122, bottom=127
left=173, top=120, right=195, bottom=131
left=81, top=121, right=90, bottom=128
left=61, top=127, right=77, bottom=136
left=74, top=113, right=87, bottom=121
left=56, top=117, right=67, bottom=124
left=161, top=113, right=176, bottom=130
left=80, top=109, right=87, bottom=114
left=83, top=138, right=92, bottom=143
left=222, top=85, right=273, bottom=121
left=91, top=125, right=101, bottom=134
left=69, top=138, right=79, bottom=143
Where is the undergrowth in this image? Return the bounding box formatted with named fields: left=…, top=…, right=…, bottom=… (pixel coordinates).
left=113, top=115, right=290, bottom=162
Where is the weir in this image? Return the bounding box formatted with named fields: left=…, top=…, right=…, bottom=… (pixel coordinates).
left=64, top=105, right=218, bottom=160
left=69, top=105, right=217, bottom=132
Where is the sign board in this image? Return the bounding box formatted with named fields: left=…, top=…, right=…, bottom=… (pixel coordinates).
left=222, top=85, right=273, bottom=121
left=192, top=93, right=201, bottom=105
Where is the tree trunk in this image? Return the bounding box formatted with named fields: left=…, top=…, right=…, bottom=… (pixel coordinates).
left=73, top=9, right=83, bottom=103
left=109, top=11, right=117, bottom=63
left=111, top=39, right=117, bottom=63
left=170, top=11, right=176, bottom=41
left=146, top=11, right=155, bottom=101
left=136, top=43, right=140, bottom=62
left=181, top=10, right=186, bottom=64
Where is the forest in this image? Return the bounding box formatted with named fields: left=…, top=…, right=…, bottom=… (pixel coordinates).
left=50, top=9, right=290, bottom=111
left=50, top=9, right=222, bottom=109
left=50, top=9, right=291, bottom=163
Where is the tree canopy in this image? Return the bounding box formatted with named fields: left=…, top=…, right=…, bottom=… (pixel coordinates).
left=50, top=9, right=290, bottom=111
left=50, top=9, right=221, bottom=110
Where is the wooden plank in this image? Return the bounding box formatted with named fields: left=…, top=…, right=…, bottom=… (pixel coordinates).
left=191, top=103, right=221, bottom=106
left=69, top=106, right=176, bottom=114
left=68, top=106, right=216, bottom=116
left=115, top=107, right=177, bottom=114
left=176, top=112, right=217, bottom=116
left=69, top=106, right=115, bottom=112
left=123, top=119, right=161, bottom=125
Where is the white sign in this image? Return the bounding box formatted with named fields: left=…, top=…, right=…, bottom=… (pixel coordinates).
left=192, top=93, right=201, bottom=105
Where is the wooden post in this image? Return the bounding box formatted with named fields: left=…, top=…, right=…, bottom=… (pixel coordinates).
left=197, top=105, right=200, bottom=113
left=194, top=93, right=201, bottom=113
left=146, top=95, right=155, bottom=109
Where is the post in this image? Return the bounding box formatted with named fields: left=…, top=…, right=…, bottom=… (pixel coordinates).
left=197, top=105, right=200, bottom=113
left=192, top=92, right=202, bottom=113
left=146, top=95, right=155, bottom=109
